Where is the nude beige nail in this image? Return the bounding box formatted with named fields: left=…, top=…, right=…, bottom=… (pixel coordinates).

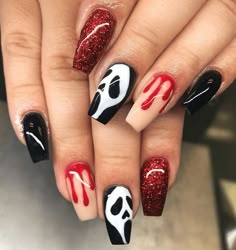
left=126, top=73, right=175, bottom=132
left=66, top=162, right=97, bottom=221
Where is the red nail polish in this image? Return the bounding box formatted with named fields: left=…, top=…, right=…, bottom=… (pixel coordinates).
left=66, top=162, right=95, bottom=206
left=141, top=157, right=169, bottom=216
left=73, top=9, right=116, bottom=74
left=141, top=73, right=175, bottom=113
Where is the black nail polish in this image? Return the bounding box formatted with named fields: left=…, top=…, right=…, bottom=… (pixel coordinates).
left=183, top=70, right=222, bottom=115
left=104, top=185, right=133, bottom=245
left=88, top=63, right=136, bottom=124
left=23, top=112, right=49, bottom=163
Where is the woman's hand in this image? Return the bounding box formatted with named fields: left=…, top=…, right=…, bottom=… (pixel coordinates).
left=74, top=0, right=236, bottom=132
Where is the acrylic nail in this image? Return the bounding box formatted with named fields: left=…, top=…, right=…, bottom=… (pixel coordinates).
left=23, top=112, right=49, bottom=163
left=104, top=185, right=133, bottom=245
left=183, top=70, right=222, bottom=115
left=88, top=63, right=136, bottom=124
left=126, top=73, right=175, bottom=132
left=141, top=157, right=169, bottom=216
left=73, top=8, right=116, bottom=74
left=66, top=162, right=97, bottom=221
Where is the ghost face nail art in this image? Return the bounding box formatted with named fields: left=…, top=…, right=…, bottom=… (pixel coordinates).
left=66, top=163, right=97, bottom=221
left=141, top=157, right=169, bottom=216
left=23, top=112, right=49, bottom=163
left=126, top=73, right=175, bottom=132
left=88, top=63, right=136, bottom=124
left=183, top=70, right=222, bottom=114
left=104, top=186, right=133, bottom=245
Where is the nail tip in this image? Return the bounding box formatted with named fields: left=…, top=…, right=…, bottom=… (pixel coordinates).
left=143, top=209, right=163, bottom=217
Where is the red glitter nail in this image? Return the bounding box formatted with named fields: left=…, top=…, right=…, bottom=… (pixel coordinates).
left=141, top=157, right=169, bottom=216
left=73, top=9, right=116, bottom=74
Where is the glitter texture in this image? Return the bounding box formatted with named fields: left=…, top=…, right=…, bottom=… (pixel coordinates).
left=73, top=9, right=116, bottom=74
left=141, top=157, right=169, bottom=216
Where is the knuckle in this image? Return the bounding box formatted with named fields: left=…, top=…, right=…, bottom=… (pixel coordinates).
left=174, top=46, right=202, bottom=76
left=127, top=24, right=160, bottom=53
left=3, top=31, right=41, bottom=60
left=43, top=54, right=85, bottom=83
left=9, top=82, right=42, bottom=99
left=219, top=0, right=236, bottom=16
left=99, top=150, right=131, bottom=168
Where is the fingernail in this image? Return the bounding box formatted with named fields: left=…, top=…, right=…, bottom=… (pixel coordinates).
left=126, top=73, right=175, bottom=132
left=183, top=70, right=222, bottom=115
left=73, top=8, right=116, bottom=74
left=104, top=185, right=133, bottom=245
left=23, top=112, right=49, bottom=163
left=141, top=157, right=169, bottom=216
left=88, top=63, right=136, bottom=124
left=66, top=162, right=97, bottom=221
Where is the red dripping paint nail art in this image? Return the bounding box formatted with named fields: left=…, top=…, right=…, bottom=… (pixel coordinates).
left=66, top=163, right=95, bottom=206
left=141, top=157, right=169, bottom=216
left=73, top=9, right=116, bottom=74
left=141, top=74, right=175, bottom=112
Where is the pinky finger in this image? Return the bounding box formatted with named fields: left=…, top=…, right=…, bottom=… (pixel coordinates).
left=183, top=37, right=236, bottom=114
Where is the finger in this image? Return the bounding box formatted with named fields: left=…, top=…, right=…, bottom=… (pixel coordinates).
left=92, top=104, right=140, bottom=245
left=183, top=36, right=236, bottom=114
left=73, top=0, right=137, bottom=74
left=127, top=0, right=236, bottom=132
left=88, top=0, right=206, bottom=124
left=39, top=0, right=96, bottom=221
left=0, top=0, right=49, bottom=163
left=141, top=105, right=185, bottom=216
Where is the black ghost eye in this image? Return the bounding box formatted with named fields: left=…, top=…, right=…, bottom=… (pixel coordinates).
left=109, top=76, right=120, bottom=99
left=98, top=83, right=106, bottom=91
left=126, top=196, right=132, bottom=210
left=102, top=69, right=113, bottom=79
left=111, top=197, right=123, bottom=215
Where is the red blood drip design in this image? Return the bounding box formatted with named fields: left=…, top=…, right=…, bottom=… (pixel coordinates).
left=66, top=163, right=95, bottom=207
left=141, top=74, right=175, bottom=112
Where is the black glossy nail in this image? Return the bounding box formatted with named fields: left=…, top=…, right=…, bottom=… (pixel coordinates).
left=88, top=63, right=136, bottom=124
left=183, top=70, right=222, bottom=115
left=23, top=112, right=49, bottom=163
left=104, top=185, right=133, bottom=245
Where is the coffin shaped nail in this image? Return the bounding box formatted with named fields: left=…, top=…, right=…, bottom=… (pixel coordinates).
left=66, top=162, right=97, bottom=221
left=23, top=112, right=49, bottom=163
left=126, top=73, right=175, bottom=132
left=104, top=185, right=133, bottom=245
left=183, top=70, right=222, bottom=115
left=73, top=9, right=116, bottom=74
left=88, top=63, right=136, bottom=124
left=141, top=158, right=169, bottom=216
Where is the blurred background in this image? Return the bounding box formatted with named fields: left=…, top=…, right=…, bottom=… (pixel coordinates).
left=0, top=47, right=236, bottom=250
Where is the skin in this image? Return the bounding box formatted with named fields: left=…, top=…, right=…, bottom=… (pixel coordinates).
left=0, top=0, right=235, bottom=225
